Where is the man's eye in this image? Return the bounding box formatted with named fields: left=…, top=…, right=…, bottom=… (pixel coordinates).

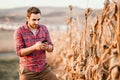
left=32, top=19, right=40, bottom=21
left=33, top=19, right=36, bottom=21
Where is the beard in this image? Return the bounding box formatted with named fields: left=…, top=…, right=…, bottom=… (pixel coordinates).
left=29, top=23, right=38, bottom=29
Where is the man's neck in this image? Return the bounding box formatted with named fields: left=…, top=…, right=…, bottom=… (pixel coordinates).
left=28, top=24, right=36, bottom=30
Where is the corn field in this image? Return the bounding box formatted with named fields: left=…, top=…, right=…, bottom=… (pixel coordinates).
left=47, top=0, right=120, bottom=80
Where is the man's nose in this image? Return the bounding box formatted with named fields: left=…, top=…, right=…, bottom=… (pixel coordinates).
left=35, top=21, right=39, bottom=24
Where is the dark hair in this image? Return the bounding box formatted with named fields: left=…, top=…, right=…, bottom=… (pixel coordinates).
left=27, top=7, right=41, bottom=18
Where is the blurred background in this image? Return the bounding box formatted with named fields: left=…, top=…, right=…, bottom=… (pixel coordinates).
left=0, top=0, right=104, bottom=80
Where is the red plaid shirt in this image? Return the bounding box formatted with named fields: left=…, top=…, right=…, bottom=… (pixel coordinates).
left=14, top=22, right=53, bottom=72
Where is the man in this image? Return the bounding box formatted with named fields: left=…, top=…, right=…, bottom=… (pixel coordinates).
left=14, top=7, right=57, bottom=80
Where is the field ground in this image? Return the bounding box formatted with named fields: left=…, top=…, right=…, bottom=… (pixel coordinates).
left=0, top=53, right=19, bottom=80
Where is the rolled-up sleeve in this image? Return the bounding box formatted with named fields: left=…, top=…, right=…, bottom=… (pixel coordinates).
left=44, top=26, right=54, bottom=48
left=14, top=29, right=25, bottom=57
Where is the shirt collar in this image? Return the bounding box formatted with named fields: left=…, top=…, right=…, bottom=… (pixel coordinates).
left=23, top=21, right=40, bottom=30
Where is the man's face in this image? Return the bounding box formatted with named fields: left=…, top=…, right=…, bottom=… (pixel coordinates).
left=27, top=13, right=41, bottom=29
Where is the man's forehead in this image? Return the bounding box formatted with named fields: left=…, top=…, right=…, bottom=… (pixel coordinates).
left=30, top=13, right=41, bottom=18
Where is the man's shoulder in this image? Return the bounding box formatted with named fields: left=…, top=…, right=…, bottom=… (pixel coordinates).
left=15, top=25, right=25, bottom=32
left=39, top=24, right=48, bottom=30
left=39, top=24, right=47, bottom=28
left=17, top=24, right=26, bottom=30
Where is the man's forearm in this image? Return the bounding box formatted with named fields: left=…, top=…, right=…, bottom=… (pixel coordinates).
left=20, top=45, right=35, bottom=57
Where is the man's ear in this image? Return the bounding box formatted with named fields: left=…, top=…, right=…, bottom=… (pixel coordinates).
left=26, top=17, right=28, bottom=21
left=26, top=16, right=30, bottom=21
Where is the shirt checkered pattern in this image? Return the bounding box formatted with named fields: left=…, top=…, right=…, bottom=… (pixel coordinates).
left=14, top=22, right=53, bottom=72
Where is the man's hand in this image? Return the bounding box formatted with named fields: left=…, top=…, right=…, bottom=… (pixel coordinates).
left=33, top=41, right=42, bottom=50
left=44, top=43, right=53, bottom=52
left=34, top=41, right=53, bottom=52
left=40, top=42, right=48, bottom=50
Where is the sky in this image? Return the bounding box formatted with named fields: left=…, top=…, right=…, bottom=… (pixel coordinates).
left=0, top=0, right=104, bottom=9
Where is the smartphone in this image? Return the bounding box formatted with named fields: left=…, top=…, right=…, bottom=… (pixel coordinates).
left=42, top=40, right=48, bottom=43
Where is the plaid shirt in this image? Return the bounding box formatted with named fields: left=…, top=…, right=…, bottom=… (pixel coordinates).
left=14, top=22, right=53, bottom=72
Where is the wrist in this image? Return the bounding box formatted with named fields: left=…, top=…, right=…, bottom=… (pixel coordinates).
left=32, top=45, right=36, bottom=51
left=47, top=45, right=53, bottom=51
